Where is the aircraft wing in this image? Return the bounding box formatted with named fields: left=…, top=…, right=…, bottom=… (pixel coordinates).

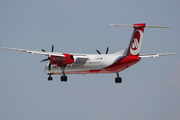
left=139, top=53, right=176, bottom=58
left=3, top=47, right=65, bottom=56
left=3, top=47, right=89, bottom=59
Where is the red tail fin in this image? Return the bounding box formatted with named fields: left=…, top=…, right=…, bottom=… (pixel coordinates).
left=126, top=23, right=146, bottom=56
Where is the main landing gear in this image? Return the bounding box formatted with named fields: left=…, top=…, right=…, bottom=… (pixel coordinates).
left=48, top=64, right=68, bottom=82
left=60, top=64, right=67, bottom=82
left=115, top=72, right=122, bottom=83
left=61, top=76, right=67, bottom=82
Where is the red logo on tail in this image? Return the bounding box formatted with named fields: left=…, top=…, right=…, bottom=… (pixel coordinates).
left=130, top=30, right=143, bottom=55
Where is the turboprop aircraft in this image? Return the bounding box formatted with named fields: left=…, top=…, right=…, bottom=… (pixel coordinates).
left=3, top=23, right=176, bottom=83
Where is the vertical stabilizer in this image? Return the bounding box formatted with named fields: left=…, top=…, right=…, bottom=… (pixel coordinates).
left=126, top=23, right=146, bottom=56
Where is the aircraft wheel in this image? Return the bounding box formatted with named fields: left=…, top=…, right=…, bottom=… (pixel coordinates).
left=48, top=76, right=53, bottom=81
left=61, top=76, right=67, bottom=82
left=115, top=77, right=122, bottom=83
left=64, top=76, right=67, bottom=82
left=61, top=76, right=63, bottom=82
left=115, top=77, right=118, bottom=83
left=119, top=77, right=122, bottom=83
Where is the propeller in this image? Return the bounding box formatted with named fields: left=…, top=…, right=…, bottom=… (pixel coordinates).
left=41, top=49, right=46, bottom=52
left=40, top=45, right=54, bottom=71
left=39, top=58, right=49, bottom=63
left=96, top=46, right=109, bottom=54
left=96, top=50, right=101, bottom=54
left=106, top=47, right=109, bottom=54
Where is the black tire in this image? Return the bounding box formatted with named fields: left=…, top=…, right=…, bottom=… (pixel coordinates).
left=48, top=77, right=53, bottom=81
left=119, top=77, right=122, bottom=83
left=61, top=76, right=64, bottom=82
left=64, top=76, right=67, bottom=82
left=115, top=77, right=122, bottom=83
left=115, top=77, right=118, bottom=83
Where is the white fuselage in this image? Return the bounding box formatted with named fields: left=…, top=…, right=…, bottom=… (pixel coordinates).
left=44, top=54, right=123, bottom=75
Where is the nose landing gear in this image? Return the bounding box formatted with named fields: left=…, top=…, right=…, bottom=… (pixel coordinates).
left=48, top=74, right=53, bottom=81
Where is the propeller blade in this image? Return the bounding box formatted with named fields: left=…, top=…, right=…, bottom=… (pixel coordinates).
left=39, top=58, right=49, bottom=63
left=106, top=47, right=109, bottom=54
left=41, top=49, right=46, bottom=52
left=52, top=44, right=54, bottom=52
left=48, top=63, right=51, bottom=71
left=96, top=50, right=101, bottom=54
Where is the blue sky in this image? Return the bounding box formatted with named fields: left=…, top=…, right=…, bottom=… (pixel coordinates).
left=1, top=0, right=180, bottom=120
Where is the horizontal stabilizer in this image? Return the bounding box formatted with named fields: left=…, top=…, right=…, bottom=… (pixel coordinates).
left=110, top=24, right=170, bottom=28
left=139, top=53, right=176, bottom=58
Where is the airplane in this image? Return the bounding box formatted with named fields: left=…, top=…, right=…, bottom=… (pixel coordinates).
left=3, top=23, right=176, bottom=83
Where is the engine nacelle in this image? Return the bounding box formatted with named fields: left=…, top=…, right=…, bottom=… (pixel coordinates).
left=50, top=53, right=74, bottom=66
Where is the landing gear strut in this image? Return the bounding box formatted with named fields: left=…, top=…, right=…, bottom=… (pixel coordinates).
left=60, top=64, right=67, bottom=82
left=115, top=72, right=122, bottom=83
